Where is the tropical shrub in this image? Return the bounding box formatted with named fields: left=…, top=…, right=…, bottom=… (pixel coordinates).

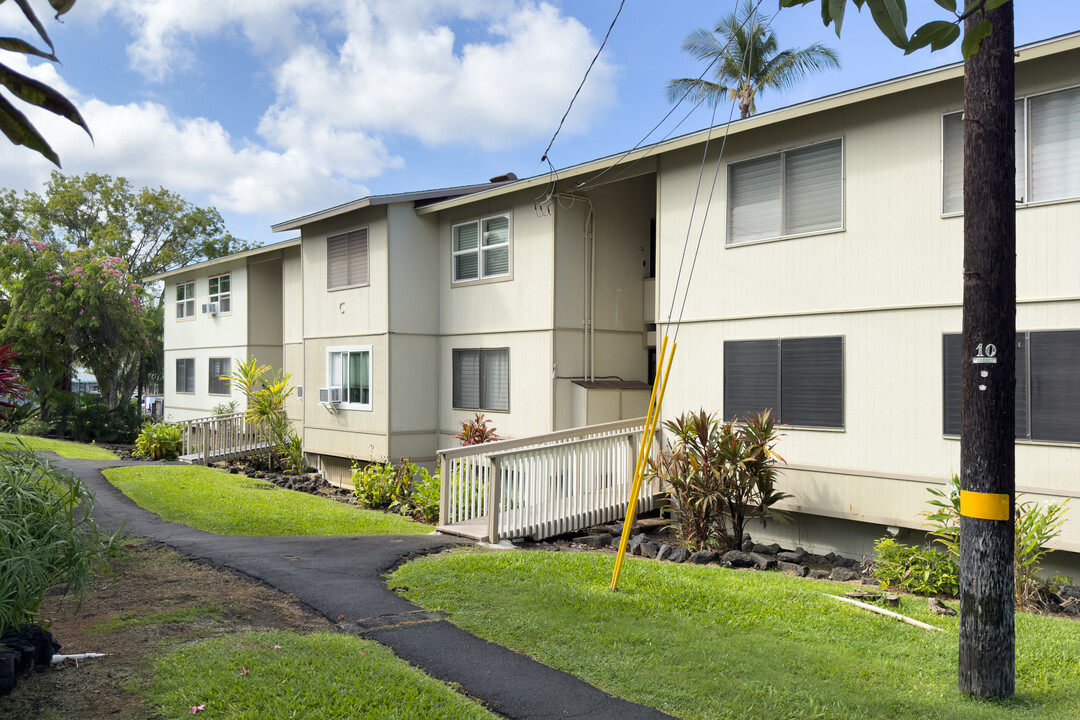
left=212, top=400, right=239, bottom=415
left=133, top=422, right=183, bottom=461
left=351, top=458, right=440, bottom=523
left=0, top=445, right=116, bottom=634
left=16, top=418, right=52, bottom=437
left=923, top=473, right=1070, bottom=608
left=650, top=410, right=788, bottom=551
left=872, top=537, right=959, bottom=596
left=225, top=357, right=304, bottom=472
left=454, top=413, right=501, bottom=445
left=52, top=393, right=141, bottom=444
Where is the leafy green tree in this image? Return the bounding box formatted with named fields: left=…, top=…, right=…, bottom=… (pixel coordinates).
left=9, top=172, right=257, bottom=279
left=0, top=238, right=151, bottom=412
left=668, top=0, right=839, bottom=118
left=0, top=0, right=90, bottom=166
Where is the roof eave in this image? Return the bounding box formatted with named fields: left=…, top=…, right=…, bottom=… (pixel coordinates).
left=142, top=237, right=301, bottom=283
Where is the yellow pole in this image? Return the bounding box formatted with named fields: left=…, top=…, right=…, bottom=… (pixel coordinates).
left=610, top=336, right=677, bottom=591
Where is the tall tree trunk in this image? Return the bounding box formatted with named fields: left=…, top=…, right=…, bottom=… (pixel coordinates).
left=959, top=4, right=1016, bottom=700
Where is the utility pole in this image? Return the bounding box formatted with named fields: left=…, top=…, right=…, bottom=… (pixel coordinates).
left=959, top=3, right=1016, bottom=699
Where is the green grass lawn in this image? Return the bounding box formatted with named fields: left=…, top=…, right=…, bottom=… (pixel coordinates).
left=104, top=465, right=431, bottom=536
left=147, top=630, right=497, bottom=720
left=389, top=550, right=1080, bottom=720
left=0, top=432, right=118, bottom=460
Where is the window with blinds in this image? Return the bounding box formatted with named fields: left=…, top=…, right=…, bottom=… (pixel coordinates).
left=327, top=346, right=372, bottom=409
left=453, top=214, right=510, bottom=282
left=453, top=348, right=509, bottom=411
left=942, top=85, right=1079, bottom=213
left=208, top=357, right=231, bottom=395
left=326, top=229, right=369, bottom=289
left=724, top=336, right=843, bottom=428
left=727, top=138, right=843, bottom=245
left=176, top=358, right=195, bottom=393
left=943, top=330, right=1080, bottom=443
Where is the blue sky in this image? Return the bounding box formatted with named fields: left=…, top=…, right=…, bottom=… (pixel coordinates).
left=1, top=0, right=1076, bottom=247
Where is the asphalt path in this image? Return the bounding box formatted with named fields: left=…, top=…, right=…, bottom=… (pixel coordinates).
left=54, top=457, right=674, bottom=720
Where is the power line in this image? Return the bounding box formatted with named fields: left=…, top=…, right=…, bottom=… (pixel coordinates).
left=539, top=0, right=626, bottom=166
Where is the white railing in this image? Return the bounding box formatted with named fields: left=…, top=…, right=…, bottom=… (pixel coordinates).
left=438, top=418, right=659, bottom=541
left=175, top=412, right=270, bottom=465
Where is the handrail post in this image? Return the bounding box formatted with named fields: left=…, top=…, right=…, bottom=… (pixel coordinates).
left=438, top=452, right=449, bottom=526
left=487, top=456, right=502, bottom=543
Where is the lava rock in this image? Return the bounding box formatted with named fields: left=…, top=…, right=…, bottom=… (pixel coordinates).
left=576, top=534, right=611, bottom=549
left=778, top=561, right=809, bottom=577
left=0, top=647, right=16, bottom=697
left=628, top=533, right=649, bottom=555
left=809, top=569, right=831, bottom=580
left=777, top=551, right=804, bottom=564
left=640, top=541, right=660, bottom=559
left=747, top=552, right=778, bottom=571
left=829, top=567, right=861, bottom=582
left=836, top=557, right=858, bottom=569
left=666, top=547, right=690, bottom=563
left=804, top=553, right=828, bottom=566
left=740, top=537, right=754, bottom=553
left=689, top=550, right=720, bottom=565
left=656, top=544, right=673, bottom=562
left=719, top=550, right=754, bottom=568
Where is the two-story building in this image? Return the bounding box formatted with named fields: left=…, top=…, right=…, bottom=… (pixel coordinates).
left=153, top=32, right=1080, bottom=561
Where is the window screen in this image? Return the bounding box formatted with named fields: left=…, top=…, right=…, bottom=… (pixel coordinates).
left=176, top=358, right=195, bottom=393
left=208, top=357, right=230, bottom=395
left=727, top=139, right=842, bottom=245
left=327, top=229, right=369, bottom=289
left=453, top=348, right=509, bottom=411
left=328, top=348, right=372, bottom=407
left=781, top=336, right=844, bottom=428
left=1029, top=86, right=1080, bottom=203
left=724, top=340, right=779, bottom=422
left=725, top=337, right=843, bottom=428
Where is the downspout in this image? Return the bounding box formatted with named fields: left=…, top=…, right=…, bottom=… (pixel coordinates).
left=557, top=193, right=595, bottom=381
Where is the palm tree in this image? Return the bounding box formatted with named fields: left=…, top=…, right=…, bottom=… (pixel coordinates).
left=668, top=1, right=840, bottom=119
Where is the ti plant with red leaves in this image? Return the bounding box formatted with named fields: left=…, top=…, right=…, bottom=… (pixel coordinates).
left=453, top=413, right=502, bottom=446
left=0, top=344, right=28, bottom=424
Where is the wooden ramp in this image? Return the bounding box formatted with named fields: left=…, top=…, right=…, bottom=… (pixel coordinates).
left=437, top=418, right=660, bottom=542
left=174, top=412, right=273, bottom=466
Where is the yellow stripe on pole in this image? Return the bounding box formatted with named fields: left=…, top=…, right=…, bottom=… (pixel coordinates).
left=959, top=490, right=1011, bottom=521
left=611, top=336, right=677, bottom=591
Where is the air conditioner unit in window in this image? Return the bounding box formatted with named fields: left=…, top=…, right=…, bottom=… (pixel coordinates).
left=319, top=387, right=342, bottom=405
left=201, top=302, right=220, bottom=316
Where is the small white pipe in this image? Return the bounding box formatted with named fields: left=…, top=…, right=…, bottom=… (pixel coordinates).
left=51, top=653, right=109, bottom=664
left=826, top=594, right=943, bottom=632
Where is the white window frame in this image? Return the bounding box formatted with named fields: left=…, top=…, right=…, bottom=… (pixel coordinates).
left=941, top=83, right=1080, bottom=215
left=326, top=345, right=373, bottom=411
left=451, top=213, right=512, bottom=284
left=176, top=281, right=195, bottom=320
left=725, top=138, right=845, bottom=246
left=207, top=273, right=232, bottom=315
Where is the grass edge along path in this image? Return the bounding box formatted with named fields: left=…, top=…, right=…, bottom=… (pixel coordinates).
left=389, top=549, right=1080, bottom=720
left=0, top=432, right=118, bottom=460
left=146, top=630, right=498, bottom=720
left=104, top=464, right=431, bottom=536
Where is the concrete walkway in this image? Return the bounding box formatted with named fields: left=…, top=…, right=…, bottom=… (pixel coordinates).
left=56, top=457, right=674, bottom=720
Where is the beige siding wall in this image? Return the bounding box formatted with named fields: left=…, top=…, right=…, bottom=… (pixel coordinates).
left=437, top=331, right=552, bottom=447
left=283, top=342, right=304, bottom=423
left=302, top=206, right=389, bottom=339
left=438, top=191, right=554, bottom=334
left=301, top=334, right=389, bottom=461
left=247, top=258, right=283, bottom=347
left=164, top=345, right=248, bottom=421
left=655, top=58, right=1080, bottom=553
left=164, top=263, right=249, bottom=351
left=282, top=247, right=303, bottom=344
left=388, top=204, right=440, bottom=334
left=389, top=333, right=438, bottom=456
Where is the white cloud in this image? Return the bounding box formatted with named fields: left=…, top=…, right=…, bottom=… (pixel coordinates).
left=1, top=1, right=618, bottom=233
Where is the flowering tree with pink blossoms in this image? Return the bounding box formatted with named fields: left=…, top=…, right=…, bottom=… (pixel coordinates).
left=0, top=238, right=152, bottom=414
